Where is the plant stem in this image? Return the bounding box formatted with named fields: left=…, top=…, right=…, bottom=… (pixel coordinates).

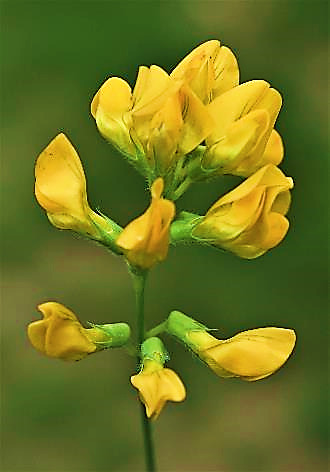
left=146, top=321, right=168, bottom=338
left=131, top=268, right=156, bottom=472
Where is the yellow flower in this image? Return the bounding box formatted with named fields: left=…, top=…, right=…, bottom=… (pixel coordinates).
left=188, top=327, right=296, bottom=381
left=91, top=64, right=214, bottom=174
left=170, top=39, right=239, bottom=104
left=203, top=80, right=283, bottom=177
left=35, top=134, right=111, bottom=238
left=193, top=164, right=293, bottom=259
left=166, top=311, right=296, bottom=382
left=27, top=302, right=109, bottom=361
left=131, top=359, right=186, bottom=420
left=116, top=178, right=175, bottom=269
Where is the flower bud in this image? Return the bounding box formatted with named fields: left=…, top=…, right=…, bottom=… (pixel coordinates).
left=193, top=164, right=294, bottom=259
left=167, top=311, right=296, bottom=381
left=130, top=337, right=186, bottom=419
left=35, top=134, right=120, bottom=244
left=27, top=302, right=130, bottom=361
left=116, top=178, right=175, bottom=269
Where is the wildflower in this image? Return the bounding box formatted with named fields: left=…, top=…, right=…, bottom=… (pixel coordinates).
left=203, top=80, right=283, bottom=177
left=28, top=302, right=100, bottom=361
left=193, top=164, right=293, bottom=259
left=116, top=178, right=175, bottom=269
left=34, top=134, right=114, bottom=240
left=131, top=337, right=186, bottom=419
left=170, top=39, right=239, bottom=104
left=27, top=302, right=131, bottom=361
left=166, top=311, right=296, bottom=381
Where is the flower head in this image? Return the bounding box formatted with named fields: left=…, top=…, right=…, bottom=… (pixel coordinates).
left=130, top=337, right=186, bottom=419
left=166, top=311, right=296, bottom=381
left=34, top=134, right=111, bottom=238
left=28, top=302, right=105, bottom=361
left=116, top=178, right=175, bottom=269
left=203, top=80, right=283, bottom=177
left=193, top=164, right=293, bottom=258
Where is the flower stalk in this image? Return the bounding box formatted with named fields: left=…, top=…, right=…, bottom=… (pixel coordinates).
left=130, top=268, right=156, bottom=472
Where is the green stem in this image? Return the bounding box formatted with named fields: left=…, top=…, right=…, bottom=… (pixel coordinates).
left=146, top=321, right=168, bottom=338
left=171, top=176, right=193, bottom=201
left=131, top=268, right=156, bottom=472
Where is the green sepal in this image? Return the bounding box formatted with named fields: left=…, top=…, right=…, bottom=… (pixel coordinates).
left=170, top=211, right=204, bottom=245
left=166, top=311, right=209, bottom=349
left=140, top=337, right=169, bottom=365
left=91, top=212, right=123, bottom=255
left=88, top=322, right=131, bottom=348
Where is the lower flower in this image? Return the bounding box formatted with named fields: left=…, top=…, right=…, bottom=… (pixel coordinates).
left=27, top=302, right=130, bottom=361
left=130, top=337, right=186, bottom=419
left=166, top=311, right=296, bottom=381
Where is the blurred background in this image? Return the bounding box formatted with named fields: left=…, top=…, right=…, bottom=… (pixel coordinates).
left=1, top=1, right=328, bottom=471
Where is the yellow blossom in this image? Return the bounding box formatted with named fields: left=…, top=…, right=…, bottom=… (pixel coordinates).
left=166, top=311, right=296, bottom=382
left=91, top=63, right=214, bottom=174
left=193, top=164, right=293, bottom=259
left=203, top=80, right=283, bottom=177
left=116, top=178, right=175, bottom=269
left=34, top=134, right=111, bottom=238
left=27, top=302, right=109, bottom=361
left=188, top=327, right=296, bottom=381
left=131, top=359, right=186, bottom=420
left=170, top=39, right=239, bottom=104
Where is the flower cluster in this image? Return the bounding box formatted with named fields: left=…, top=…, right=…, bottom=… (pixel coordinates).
left=28, top=40, right=296, bottom=420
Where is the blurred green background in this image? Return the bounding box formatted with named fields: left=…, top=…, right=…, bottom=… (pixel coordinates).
left=1, top=1, right=328, bottom=471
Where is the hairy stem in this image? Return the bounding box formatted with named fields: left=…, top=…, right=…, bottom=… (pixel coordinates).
left=131, top=268, right=156, bottom=472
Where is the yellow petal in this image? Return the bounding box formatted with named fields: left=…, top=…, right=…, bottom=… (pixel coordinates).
left=91, top=77, right=132, bottom=119
left=203, top=109, right=270, bottom=172
left=147, top=93, right=184, bottom=171
left=37, top=301, right=79, bottom=321
left=197, top=187, right=265, bottom=242
left=171, top=40, right=221, bottom=80
left=171, top=40, right=239, bottom=103
left=271, top=189, right=291, bottom=215
left=223, top=214, right=289, bottom=259
left=131, top=365, right=186, bottom=420
left=91, top=77, right=136, bottom=156
left=178, top=85, right=215, bottom=155
left=212, top=45, right=239, bottom=98
left=205, top=327, right=296, bottom=381
left=45, top=319, right=95, bottom=361
left=209, top=164, right=293, bottom=212
left=255, top=87, right=282, bottom=126
left=27, top=319, right=48, bottom=353
left=35, top=134, right=86, bottom=210
left=133, top=65, right=172, bottom=115
left=206, top=80, right=270, bottom=142
left=34, top=134, right=92, bottom=225
left=261, top=129, right=284, bottom=167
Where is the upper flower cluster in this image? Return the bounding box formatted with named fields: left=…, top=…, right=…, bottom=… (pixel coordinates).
left=91, top=40, right=284, bottom=198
